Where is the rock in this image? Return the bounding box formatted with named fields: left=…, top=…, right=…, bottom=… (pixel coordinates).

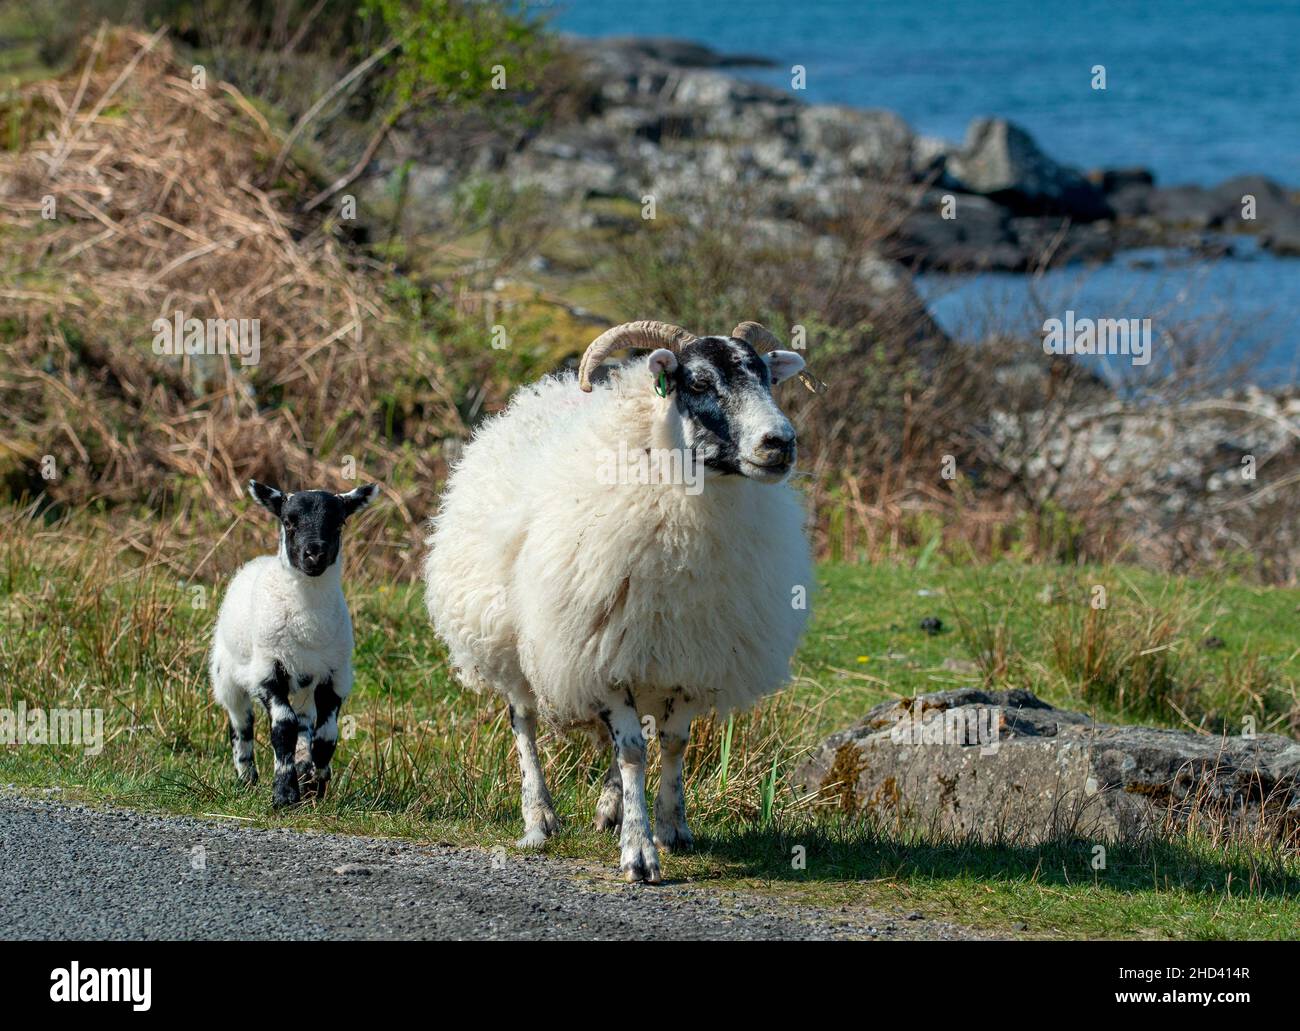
left=793, top=688, right=1300, bottom=844
left=1146, top=184, right=1223, bottom=229
left=892, top=192, right=1023, bottom=271
left=1211, top=174, right=1292, bottom=229
left=1260, top=207, right=1300, bottom=256
left=1099, top=167, right=1155, bottom=193
left=1095, top=168, right=1156, bottom=219
left=944, top=118, right=1111, bottom=221
left=581, top=36, right=777, bottom=70
left=797, top=106, right=914, bottom=176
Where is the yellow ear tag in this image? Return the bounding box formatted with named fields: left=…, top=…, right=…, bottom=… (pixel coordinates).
left=655, top=370, right=669, bottom=398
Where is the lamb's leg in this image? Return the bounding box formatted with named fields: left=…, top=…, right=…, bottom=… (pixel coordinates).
left=258, top=662, right=300, bottom=808
left=654, top=707, right=693, bottom=853
left=593, top=722, right=623, bottom=832
left=293, top=697, right=318, bottom=798
left=225, top=695, right=258, bottom=786
left=603, top=696, right=660, bottom=883
left=510, top=704, right=558, bottom=848
left=308, top=677, right=342, bottom=800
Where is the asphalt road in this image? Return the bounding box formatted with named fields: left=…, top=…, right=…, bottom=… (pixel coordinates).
left=0, top=792, right=985, bottom=940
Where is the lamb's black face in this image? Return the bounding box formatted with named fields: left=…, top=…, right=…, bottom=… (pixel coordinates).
left=248, top=482, right=378, bottom=577
left=669, top=337, right=799, bottom=482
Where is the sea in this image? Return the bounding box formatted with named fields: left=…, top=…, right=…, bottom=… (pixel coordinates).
left=551, top=0, right=1300, bottom=385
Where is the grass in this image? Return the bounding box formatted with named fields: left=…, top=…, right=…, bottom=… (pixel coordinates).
left=1, top=507, right=1298, bottom=939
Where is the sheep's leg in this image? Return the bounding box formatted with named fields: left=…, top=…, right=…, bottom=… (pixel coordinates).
left=293, top=697, right=318, bottom=798
left=510, top=704, right=558, bottom=848
left=593, top=722, right=623, bottom=832
left=258, top=662, right=301, bottom=808
left=293, top=686, right=318, bottom=790
left=308, top=678, right=342, bottom=800
left=654, top=707, right=694, bottom=853
left=603, top=696, right=661, bottom=883
left=225, top=695, right=258, bottom=786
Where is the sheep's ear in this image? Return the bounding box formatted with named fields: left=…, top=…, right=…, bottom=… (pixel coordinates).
left=338, top=483, right=379, bottom=519
left=248, top=480, right=284, bottom=517
left=648, top=348, right=678, bottom=390
left=764, top=350, right=805, bottom=385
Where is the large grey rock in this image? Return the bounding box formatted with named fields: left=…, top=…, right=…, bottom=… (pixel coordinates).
left=945, top=118, right=1111, bottom=221
left=892, top=192, right=1022, bottom=271
left=797, top=106, right=914, bottom=176
left=793, top=688, right=1300, bottom=844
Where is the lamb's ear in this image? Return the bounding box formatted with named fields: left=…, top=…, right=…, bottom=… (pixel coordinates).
left=764, top=350, right=805, bottom=385
left=248, top=480, right=284, bottom=517
left=648, top=348, right=678, bottom=390
left=338, top=483, right=379, bottom=519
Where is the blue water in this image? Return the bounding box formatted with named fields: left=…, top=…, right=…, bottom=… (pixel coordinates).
left=553, top=0, right=1300, bottom=187
left=553, top=0, right=1299, bottom=384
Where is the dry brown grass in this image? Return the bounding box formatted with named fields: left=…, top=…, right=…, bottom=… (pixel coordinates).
left=0, top=28, right=477, bottom=558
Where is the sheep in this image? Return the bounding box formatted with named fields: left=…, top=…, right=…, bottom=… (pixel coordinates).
left=210, top=480, right=378, bottom=807
left=424, top=320, right=812, bottom=882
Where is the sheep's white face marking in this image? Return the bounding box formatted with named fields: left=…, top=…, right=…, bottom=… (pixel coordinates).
left=664, top=337, right=804, bottom=483
left=248, top=481, right=378, bottom=577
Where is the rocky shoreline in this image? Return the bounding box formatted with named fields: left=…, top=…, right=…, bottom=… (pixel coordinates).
left=375, top=35, right=1300, bottom=274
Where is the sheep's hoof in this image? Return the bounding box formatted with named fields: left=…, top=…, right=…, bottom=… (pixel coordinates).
left=620, top=841, right=662, bottom=884
left=236, top=766, right=259, bottom=787
left=272, top=773, right=301, bottom=809
left=654, top=824, right=694, bottom=854
left=516, top=806, right=559, bottom=848
left=297, top=761, right=323, bottom=800
left=593, top=804, right=622, bottom=833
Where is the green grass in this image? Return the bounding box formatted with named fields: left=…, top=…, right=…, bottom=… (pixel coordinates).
left=1, top=512, right=1298, bottom=939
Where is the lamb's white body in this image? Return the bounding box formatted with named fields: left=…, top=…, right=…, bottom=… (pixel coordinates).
left=424, top=358, right=811, bottom=876
left=211, top=556, right=356, bottom=707
left=210, top=551, right=355, bottom=800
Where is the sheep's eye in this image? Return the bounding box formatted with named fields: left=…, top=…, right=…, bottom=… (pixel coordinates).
left=284, top=515, right=297, bottom=529
left=688, top=376, right=711, bottom=394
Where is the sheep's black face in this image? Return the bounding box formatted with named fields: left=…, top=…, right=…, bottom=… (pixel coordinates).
left=248, top=482, right=378, bottom=577
left=667, top=337, right=804, bottom=483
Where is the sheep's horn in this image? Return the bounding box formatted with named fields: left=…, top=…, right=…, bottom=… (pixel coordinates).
left=734, top=320, right=825, bottom=393
left=577, top=320, right=698, bottom=392
left=731, top=321, right=784, bottom=350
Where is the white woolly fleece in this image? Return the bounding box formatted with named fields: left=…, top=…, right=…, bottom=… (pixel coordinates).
left=210, top=553, right=356, bottom=712
left=423, top=359, right=812, bottom=723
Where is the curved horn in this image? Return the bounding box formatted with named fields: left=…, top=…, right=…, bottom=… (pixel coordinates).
left=731, top=321, right=784, bottom=351
left=577, top=320, right=698, bottom=392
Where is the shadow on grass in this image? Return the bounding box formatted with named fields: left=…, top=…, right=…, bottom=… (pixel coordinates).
left=683, top=818, right=1300, bottom=901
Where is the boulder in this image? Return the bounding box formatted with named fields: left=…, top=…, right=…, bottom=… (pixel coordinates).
left=1146, top=184, right=1224, bottom=229
left=579, top=36, right=777, bottom=70
left=793, top=688, right=1300, bottom=844
left=796, top=106, right=914, bottom=176
left=1095, top=168, right=1156, bottom=218
left=1261, top=208, right=1300, bottom=256
left=944, top=118, right=1112, bottom=221
left=892, top=192, right=1024, bottom=271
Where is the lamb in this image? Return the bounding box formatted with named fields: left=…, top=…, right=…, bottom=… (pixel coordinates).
left=210, top=480, right=378, bottom=806
left=424, top=320, right=812, bottom=882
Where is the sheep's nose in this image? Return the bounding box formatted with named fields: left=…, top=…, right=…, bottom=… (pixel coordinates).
left=303, top=543, right=325, bottom=560
left=756, top=432, right=795, bottom=461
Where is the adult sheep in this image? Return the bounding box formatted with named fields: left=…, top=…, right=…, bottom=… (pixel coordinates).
left=424, top=320, right=813, bottom=882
